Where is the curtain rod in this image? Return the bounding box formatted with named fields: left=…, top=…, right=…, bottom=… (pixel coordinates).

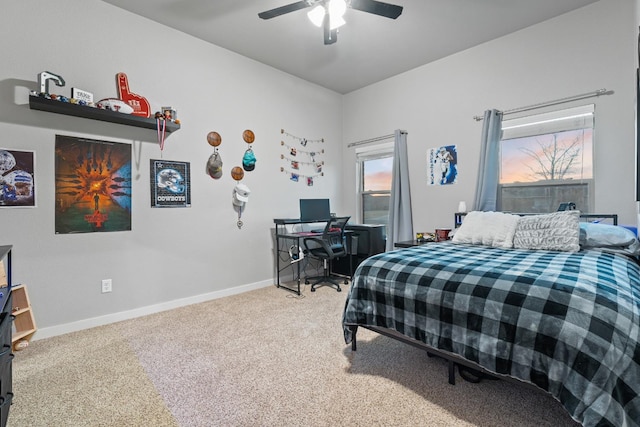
left=473, top=88, right=614, bottom=121
left=347, top=130, right=407, bottom=148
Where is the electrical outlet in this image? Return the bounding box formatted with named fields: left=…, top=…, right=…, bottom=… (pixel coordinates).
left=101, top=279, right=112, bottom=293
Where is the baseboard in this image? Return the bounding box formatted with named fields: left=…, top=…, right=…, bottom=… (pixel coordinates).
left=34, top=279, right=273, bottom=341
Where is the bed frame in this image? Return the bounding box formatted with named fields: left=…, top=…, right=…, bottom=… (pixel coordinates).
left=348, top=324, right=541, bottom=388
left=348, top=212, right=622, bottom=387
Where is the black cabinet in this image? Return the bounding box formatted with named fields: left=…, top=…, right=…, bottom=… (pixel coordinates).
left=332, top=224, right=385, bottom=277
left=0, top=246, right=12, bottom=427
left=0, top=302, right=12, bottom=427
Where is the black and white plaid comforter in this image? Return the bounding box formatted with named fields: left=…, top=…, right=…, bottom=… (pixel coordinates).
left=342, top=242, right=640, bottom=427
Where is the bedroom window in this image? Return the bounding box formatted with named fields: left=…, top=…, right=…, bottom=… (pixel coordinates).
left=498, top=104, right=594, bottom=213
left=356, top=143, right=393, bottom=230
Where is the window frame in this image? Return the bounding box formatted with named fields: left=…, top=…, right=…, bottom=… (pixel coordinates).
left=355, top=142, right=393, bottom=225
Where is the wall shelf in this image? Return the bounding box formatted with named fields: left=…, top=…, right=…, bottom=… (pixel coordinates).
left=28, top=95, right=180, bottom=133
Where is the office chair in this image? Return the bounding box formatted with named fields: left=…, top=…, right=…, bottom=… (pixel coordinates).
left=303, top=216, right=351, bottom=292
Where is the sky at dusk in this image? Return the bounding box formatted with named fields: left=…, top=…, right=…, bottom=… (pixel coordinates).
left=500, top=128, right=593, bottom=184
left=363, top=157, right=392, bottom=191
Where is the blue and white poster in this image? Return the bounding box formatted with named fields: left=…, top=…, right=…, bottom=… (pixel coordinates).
left=150, top=159, right=191, bottom=208
left=0, top=149, right=35, bottom=207
left=428, top=145, right=458, bottom=186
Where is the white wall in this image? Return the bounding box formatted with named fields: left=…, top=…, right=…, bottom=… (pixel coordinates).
left=343, top=0, right=636, bottom=233
left=0, top=0, right=343, bottom=336
left=2, top=0, right=636, bottom=338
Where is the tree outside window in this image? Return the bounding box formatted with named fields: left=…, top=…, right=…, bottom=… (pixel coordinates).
left=498, top=106, right=594, bottom=213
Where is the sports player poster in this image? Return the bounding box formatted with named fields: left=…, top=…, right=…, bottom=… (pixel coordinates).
left=150, top=159, right=191, bottom=208
left=0, top=149, right=35, bottom=207
left=55, top=135, right=132, bottom=234
left=428, top=145, right=458, bottom=186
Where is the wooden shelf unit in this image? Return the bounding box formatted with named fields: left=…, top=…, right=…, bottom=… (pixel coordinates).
left=11, top=284, right=36, bottom=350
left=29, top=95, right=180, bottom=133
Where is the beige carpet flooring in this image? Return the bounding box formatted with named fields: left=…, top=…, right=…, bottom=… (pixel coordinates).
left=9, top=282, right=579, bottom=426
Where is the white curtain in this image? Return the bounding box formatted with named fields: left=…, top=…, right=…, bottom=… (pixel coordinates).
left=473, top=109, right=503, bottom=211
left=385, top=130, right=413, bottom=251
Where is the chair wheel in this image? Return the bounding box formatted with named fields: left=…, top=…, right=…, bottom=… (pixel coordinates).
left=305, top=279, right=310, bottom=284
left=311, top=287, right=316, bottom=292
left=343, top=279, right=348, bottom=284
left=337, top=287, right=342, bottom=292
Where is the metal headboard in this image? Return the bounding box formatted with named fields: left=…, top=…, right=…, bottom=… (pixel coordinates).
left=454, top=212, right=618, bottom=228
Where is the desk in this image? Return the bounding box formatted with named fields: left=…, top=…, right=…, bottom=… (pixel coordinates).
left=274, top=218, right=328, bottom=295
left=274, top=218, right=356, bottom=295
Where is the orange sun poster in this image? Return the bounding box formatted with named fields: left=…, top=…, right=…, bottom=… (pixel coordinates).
left=55, top=135, right=131, bottom=234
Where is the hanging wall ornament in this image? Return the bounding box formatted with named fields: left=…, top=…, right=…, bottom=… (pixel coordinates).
left=280, top=129, right=325, bottom=184
left=280, top=166, right=323, bottom=183
left=281, top=129, right=323, bottom=145
left=155, top=112, right=167, bottom=153
left=207, top=131, right=222, bottom=147
left=280, top=141, right=324, bottom=160
left=242, top=147, right=256, bottom=171
left=242, top=129, right=255, bottom=143
left=206, top=152, right=223, bottom=179
left=280, top=153, right=324, bottom=168
left=231, top=166, right=247, bottom=229
left=242, top=129, right=256, bottom=171
left=231, top=166, right=245, bottom=181
left=206, top=131, right=223, bottom=179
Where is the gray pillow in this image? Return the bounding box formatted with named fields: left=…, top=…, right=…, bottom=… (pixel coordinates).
left=580, top=223, right=637, bottom=248
left=513, top=210, right=580, bottom=252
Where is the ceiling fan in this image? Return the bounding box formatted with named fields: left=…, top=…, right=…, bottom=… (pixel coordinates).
left=258, top=0, right=403, bottom=45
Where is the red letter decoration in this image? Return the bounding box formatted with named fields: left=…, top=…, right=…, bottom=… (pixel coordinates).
left=116, top=73, right=150, bottom=118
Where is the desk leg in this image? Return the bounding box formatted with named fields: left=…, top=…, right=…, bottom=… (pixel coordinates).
left=275, top=226, right=281, bottom=289
left=274, top=230, right=302, bottom=296
left=297, top=246, right=301, bottom=294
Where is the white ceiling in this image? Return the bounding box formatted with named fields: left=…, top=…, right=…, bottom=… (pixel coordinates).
left=100, top=0, right=599, bottom=94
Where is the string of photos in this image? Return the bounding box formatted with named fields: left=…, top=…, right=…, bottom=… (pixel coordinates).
left=280, top=128, right=325, bottom=186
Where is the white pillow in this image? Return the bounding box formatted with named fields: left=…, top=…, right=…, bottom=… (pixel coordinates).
left=452, top=211, right=519, bottom=248
left=513, top=210, right=580, bottom=252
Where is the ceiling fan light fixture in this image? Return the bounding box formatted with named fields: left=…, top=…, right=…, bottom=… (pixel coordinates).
left=308, top=0, right=346, bottom=29
left=329, top=14, right=346, bottom=30
left=307, top=5, right=325, bottom=27
left=328, top=0, right=347, bottom=18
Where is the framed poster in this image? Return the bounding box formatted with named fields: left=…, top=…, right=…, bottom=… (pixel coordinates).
left=150, top=159, right=191, bottom=208
left=55, top=135, right=132, bottom=234
left=428, top=145, right=458, bottom=185
left=0, top=149, right=35, bottom=207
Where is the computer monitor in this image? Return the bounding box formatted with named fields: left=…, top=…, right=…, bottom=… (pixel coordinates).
left=299, top=198, right=331, bottom=222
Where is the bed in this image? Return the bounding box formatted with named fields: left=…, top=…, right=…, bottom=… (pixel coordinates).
left=342, top=210, right=640, bottom=427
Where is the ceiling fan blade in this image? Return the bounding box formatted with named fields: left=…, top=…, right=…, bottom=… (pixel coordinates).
left=349, top=0, right=403, bottom=19
left=323, top=13, right=338, bottom=45
left=258, top=1, right=314, bottom=20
